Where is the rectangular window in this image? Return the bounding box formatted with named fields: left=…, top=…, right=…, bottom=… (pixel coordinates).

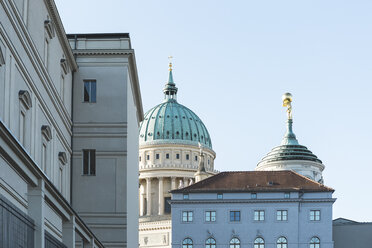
left=251, top=193, right=257, bottom=199
left=310, top=210, right=321, bottom=221
left=205, top=211, right=216, bottom=222
left=156, top=154, right=160, bottom=159
left=230, top=211, right=240, bottom=222
left=277, top=210, right=288, bottom=221
left=60, top=74, right=65, bottom=102
left=284, top=192, right=290, bottom=199
left=83, top=149, right=96, bottom=175
left=183, top=194, right=189, bottom=200
left=59, top=167, right=63, bottom=192
left=42, top=143, right=47, bottom=172
left=186, top=154, right=189, bottom=160
left=19, top=111, right=25, bottom=146
left=176, top=153, right=180, bottom=159
left=166, top=153, right=170, bottom=159
left=194, top=155, right=198, bottom=161
left=44, top=38, right=49, bottom=68
left=146, top=155, right=150, bottom=160
left=217, top=193, right=223, bottom=199
left=139, top=156, right=141, bottom=161
left=254, top=210, right=265, bottom=221
left=182, top=211, right=193, bottom=222
left=164, top=197, right=171, bottom=214
left=83, top=80, right=97, bottom=103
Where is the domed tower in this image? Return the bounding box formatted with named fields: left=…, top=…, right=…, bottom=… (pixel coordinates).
left=256, top=93, right=325, bottom=183
left=138, top=62, right=217, bottom=248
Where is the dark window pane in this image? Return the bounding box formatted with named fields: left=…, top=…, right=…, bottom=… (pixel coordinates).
left=164, top=197, right=171, bottom=213
left=91, top=81, right=96, bottom=102
left=83, top=150, right=89, bottom=175
left=90, top=150, right=96, bottom=175
left=84, top=82, right=90, bottom=102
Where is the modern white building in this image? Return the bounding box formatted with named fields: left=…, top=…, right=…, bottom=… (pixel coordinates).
left=138, top=63, right=217, bottom=248
left=0, top=0, right=143, bottom=247
left=256, top=93, right=325, bottom=183
left=171, top=171, right=336, bottom=248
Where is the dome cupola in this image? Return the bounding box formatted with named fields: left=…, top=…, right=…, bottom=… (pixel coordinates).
left=256, top=93, right=325, bottom=183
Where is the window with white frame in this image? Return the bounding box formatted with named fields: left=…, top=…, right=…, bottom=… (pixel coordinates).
left=182, top=238, right=193, bottom=248
left=83, top=80, right=97, bottom=103
left=254, top=210, right=265, bottom=221
left=230, top=211, right=240, bottom=222
left=310, top=210, right=321, bottom=221
left=18, top=90, right=32, bottom=148
left=277, top=237, right=288, bottom=248
left=41, top=125, right=52, bottom=176
left=254, top=237, right=264, bottom=248
left=182, top=211, right=193, bottom=222
left=83, top=149, right=96, bottom=175
left=205, top=211, right=216, bottom=222
left=310, top=237, right=320, bottom=248
left=277, top=210, right=288, bottom=221
left=205, top=237, right=216, bottom=248
left=230, top=238, right=240, bottom=248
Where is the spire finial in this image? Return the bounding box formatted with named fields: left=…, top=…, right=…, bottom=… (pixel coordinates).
left=168, top=56, right=173, bottom=71
left=163, top=57, right=178, bottom=101
left=281, top=92, right=299, bottom=145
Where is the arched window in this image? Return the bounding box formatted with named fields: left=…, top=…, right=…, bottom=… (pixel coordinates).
left=230, top=237, right=240, bottom=248
left=277, top=237, right=287, bottom=248
left=205, top=237, right=216, bottom=248
left=310, top=237, right=320, bottom=248
left=182, top=238, right=193, bottom=248
left=254, top=237, right=264, bottom=248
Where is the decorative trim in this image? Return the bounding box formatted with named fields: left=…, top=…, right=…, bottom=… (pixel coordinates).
left=0, top=46, right=4, bottom=66
left=170, top=198, right=336, bottom=205
left=60, top=58, right=68, bottom=74
left=18, top=90, right=32, bottom=109
left=58, top=152, right=67, bottom=165
left=41, top=125, right=52, bottom=141
left=44, top=19, right=55, bottom=39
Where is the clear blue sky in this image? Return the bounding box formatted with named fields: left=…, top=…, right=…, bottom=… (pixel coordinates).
left=55, top=0, right=372, bottom=221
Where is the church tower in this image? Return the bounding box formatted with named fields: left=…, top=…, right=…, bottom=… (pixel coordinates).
left=256, top=93, right=325, bottom=183
left=138, top=62, right=217, bottom=248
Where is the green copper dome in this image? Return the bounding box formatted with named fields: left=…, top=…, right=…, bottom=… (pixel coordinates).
left=139, top=64, right=212, bottom=149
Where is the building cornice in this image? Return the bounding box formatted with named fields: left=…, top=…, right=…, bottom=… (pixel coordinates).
left=170, top=198, right=337, bottom=205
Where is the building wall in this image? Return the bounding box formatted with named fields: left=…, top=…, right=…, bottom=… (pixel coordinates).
left=70, top=35, right=143, bottom=248
left=171, top=191, right=334, bottom=248
left=333, top=222, right=372, bottom=248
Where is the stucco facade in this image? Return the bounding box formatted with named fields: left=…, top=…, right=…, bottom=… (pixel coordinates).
left=0, top=0, right=143, bottom=247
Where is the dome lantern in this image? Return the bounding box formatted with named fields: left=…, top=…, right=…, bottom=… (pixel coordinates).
left=163, top=61, right=178, bottom=101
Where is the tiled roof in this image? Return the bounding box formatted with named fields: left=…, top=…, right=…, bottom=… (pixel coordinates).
left=171, top=171, right=334, bottom=193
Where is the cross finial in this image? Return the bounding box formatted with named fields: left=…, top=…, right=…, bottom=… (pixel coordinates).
left=168, top=56, right=173, bottom=71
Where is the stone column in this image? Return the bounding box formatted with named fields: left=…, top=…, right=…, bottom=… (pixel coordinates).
left=171, top=177, right=176, bottom=190
left=146, top=178, right=152, bottom=216
left=183, top=177, right=188, bottom=187
left=62, top=216, right=76, bottom=248
left=139, top=183, right=145, bottom=216
left=28, top=179, right=45, bottom=248
left=158, top=177, right=164, bottom=215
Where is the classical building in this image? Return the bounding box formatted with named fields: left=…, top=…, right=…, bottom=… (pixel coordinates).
left=0, top=0, right=143, bottom=247
left=171, top=171, right=336, bottom=248
left=256, top=93, right=325, bottom=183
left=138, top=63, right=217, bottom=248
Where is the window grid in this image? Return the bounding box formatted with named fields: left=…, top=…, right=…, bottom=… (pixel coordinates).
left=277, top=237, right=288, bottom=248
left=83, top=149, right=96, bottom=175
left=277, top=210, right=288, bottom=221
left=254, top=210, right=265, bottom=221
left=310, top=210, right=321, bottom=221
left=230, top=211, right=240, bottom=222
left=206, top=238, right=216, bottom=248
left=182, top=238, right=193, bottom=248
left=254, top=237, right=265, bottom=248
left=182, top=211, right=193, bottom=222
left=310, top=237, right=320, bottom=248
left=230, top=238, right=240, bottom=248
left=205, top=211, right=216, bottom=222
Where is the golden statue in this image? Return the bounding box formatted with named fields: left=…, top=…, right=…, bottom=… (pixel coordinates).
left=282, top=93, right=293, bottom=120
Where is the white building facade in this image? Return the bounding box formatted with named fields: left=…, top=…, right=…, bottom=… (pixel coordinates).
left=0, top=0, right=143, bottom=247
left=171, top=171, right=335, bottom=248
left=138, top=64, right=217, bottom=248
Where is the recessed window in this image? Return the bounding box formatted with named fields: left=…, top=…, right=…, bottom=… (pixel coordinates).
left=230, top=238, right=240, bottom=248
left=194, top=155, right=198, bottom=161
left=176, top=153, right=180, bottom=159
left=230, top=211, right=240, bottom=222
left=217, top=193, right=223, bottom=199
left=205, top=211, right=216, bottom=222
left=182, top=211, right=193, bottom=222
left=254, top=210, right=265, bottom=221
left=310, top=210, right=320, bottom=221
left=208, top=159, right=210, bottom=165
left=277, top=210, right=288, bottom=221
left=156, top=154, right=160, bottom=159
left=251, top=193, right=257, bottom=199
left=182, top=238, right=193, bottom=248
left=164, top=197, right=171, bottom=214
left=146, top=155, right=150, bottom=160
left=254, top=237, right=265, bottom=248
left=83, top=149, right=96, bottom=175
left=166, top=153, right=170, bottom=159
left=186, top=154, right=190, bottom=160
left=310, top=237, right=320, bottom=248
left=83, top=80, right=96, bottom=103
left=183, top=194, right=189, bottom=200
left=205, top=238, right=216, bottom=248
left=284, top=192, right=290, bottom=199
left=139, top=156, right=141, bottom=161
left=277, top=237, right=287, bottom=248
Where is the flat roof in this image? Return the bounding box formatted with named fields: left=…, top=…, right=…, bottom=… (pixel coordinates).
left=66, top=33, right=130, bottom=39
